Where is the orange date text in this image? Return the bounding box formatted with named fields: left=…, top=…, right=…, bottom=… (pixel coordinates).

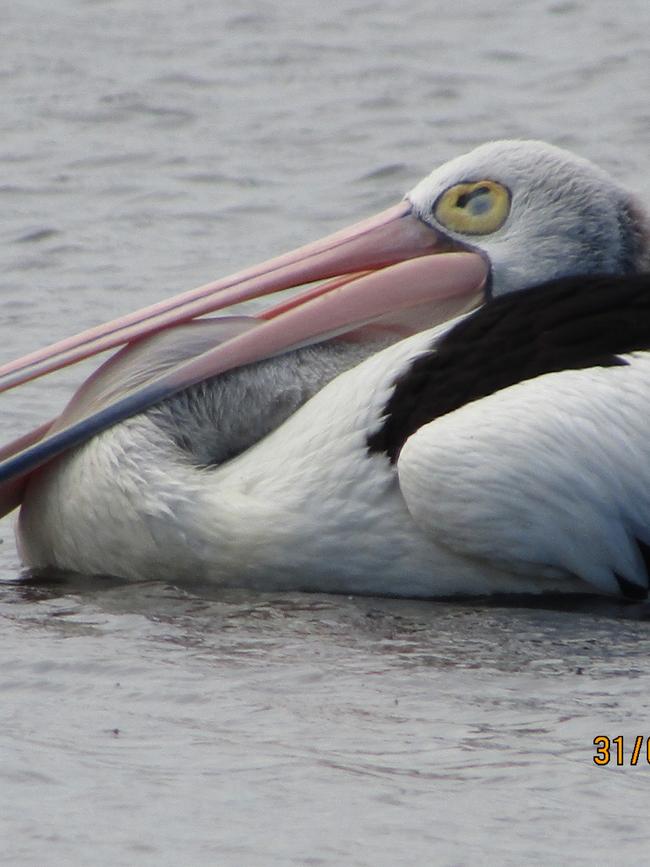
left=593, top=736, right=650, bottom=766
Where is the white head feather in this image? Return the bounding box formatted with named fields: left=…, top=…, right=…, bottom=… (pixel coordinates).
left=408, top=140, right=649, bottom=296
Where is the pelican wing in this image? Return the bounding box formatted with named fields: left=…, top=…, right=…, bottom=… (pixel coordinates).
left=396, top=354, right=650, bottom=598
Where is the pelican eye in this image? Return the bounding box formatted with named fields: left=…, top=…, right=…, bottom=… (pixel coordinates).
left=434, top=180, right=511, bottom=235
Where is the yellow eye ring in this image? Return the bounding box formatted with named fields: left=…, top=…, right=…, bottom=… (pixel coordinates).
left=434, top=180, right=511, bottom=235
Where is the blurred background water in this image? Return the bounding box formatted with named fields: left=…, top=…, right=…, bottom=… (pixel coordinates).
left=2, top=1, right=650, bottom=864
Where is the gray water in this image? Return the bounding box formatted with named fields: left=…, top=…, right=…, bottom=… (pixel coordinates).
left=2, top=1, right=650, bottom=864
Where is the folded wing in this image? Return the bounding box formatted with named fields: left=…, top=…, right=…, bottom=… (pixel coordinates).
left=397, top=355, right=650, bottom=598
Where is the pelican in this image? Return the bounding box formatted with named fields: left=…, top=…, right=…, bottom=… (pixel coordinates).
left=2, top=140, right=649, bottom=598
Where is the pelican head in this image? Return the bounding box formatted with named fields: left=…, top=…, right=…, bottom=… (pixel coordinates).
left=408, top=139, right=649, bottom=297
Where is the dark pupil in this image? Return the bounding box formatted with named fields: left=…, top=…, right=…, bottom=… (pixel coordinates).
left=456, top=185, right=491, bottom=209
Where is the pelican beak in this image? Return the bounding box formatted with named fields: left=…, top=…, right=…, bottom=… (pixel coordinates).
left=0, top=199, right=488, bottom=510
left=0, top=200, right=486, bottom=392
